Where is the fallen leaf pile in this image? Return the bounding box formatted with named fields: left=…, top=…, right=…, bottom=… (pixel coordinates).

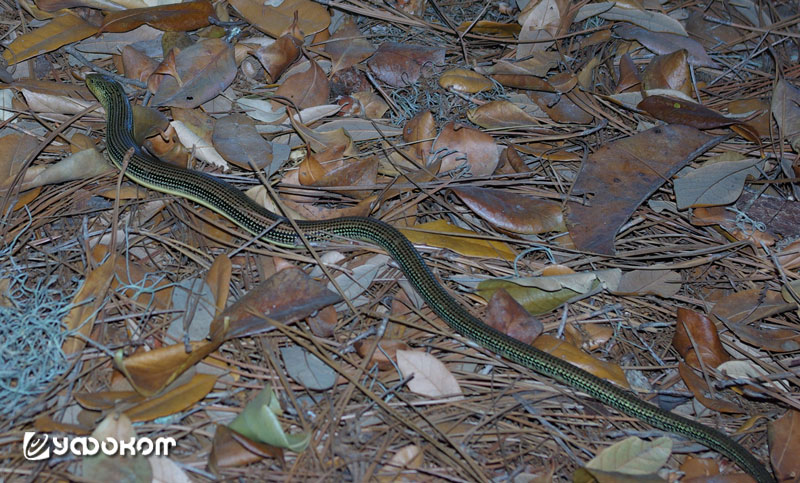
left=0, top=0, right=798, bottom=481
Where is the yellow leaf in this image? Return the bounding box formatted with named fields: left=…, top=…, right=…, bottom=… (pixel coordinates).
left=115, top=341, right=222, bottom=396
left=533, top=335, right=630, bottom=388
left=62, top=257, right=115, bottom=355
left=438, top=68, right=494, bottom=94
left=399, top=219, right=516, bottom=261
left=124, top=373, right=218, bottom=422
left=3, top=13, right=98, bottom=65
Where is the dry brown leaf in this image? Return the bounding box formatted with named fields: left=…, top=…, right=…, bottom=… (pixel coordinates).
left=367, top=42, right=445, bottom=87
left=75, top=390, right=142, bottom=411
left=533, top=334, right=630, bottom=388
left=456, top=20, right=521, bottom=37
left=679, top=456, right=721, bottom=480
left=275, top=58, right=330, bottom=110
left=62, top=257, right=116, bottom=355
left=403, top=110, right=436, bottom=163
left=83, top=413, right=151, bottom=481
left=212, top=114, right=276, bottom=171
left=615, top=53, right=641, bottom=93
left=673, top=308, right=730, bottom=370
left=616, top=24, right=718, bottom=68
left=767, top=409, right=800, bottom=481
left=771, top=78, right=800, bottom=153
left=377, top=444, right=424, bottom=482
left=452, top=186, right=565, bottom=234
left=207, top=254, right=231, bottom=316
left=612, top=270, right=681, bottom=297
left=149, top=38, right=236, bottom=108
left=496, top=144, right=530, bottom=174
left=255, top=34, right=302, bottom=83
left=399, top=219, right=516, bottom=261
left=485, top=288, right=543, bottom=345
left=0, top=133, right=43, bottom=192
left=350, top=91, right=389, bottom=119
left=122, top=45, right=158, bottom=84
left=325, top=17, right=375, bottom=75
left=467, top=100, right=540, bottom=129
left=433, top=122, right=498, bottom=176
left=641, top=49, right=692, bottom=97
left=100, top=1, right=214, bottom=33
left=517, top=0, right=564, bottom=57
left=124, top=373, right=217, bottom=422
left=34, top=415, right=92, bottom=435
left=3, top=13, right=97, bottom=65
left=396, top=350, right=463, bottom=398
left=710, top=289, right=799, bottom=352
left=678, top=362, right=744, bottom=414
left=115, top=340, right=221, bottom=396
left=438, top=68, right=494, bottom=94
left=229, top=0, right=330, bottom=37
left=209, top=266, right=342, bottom=341
left=209, top=424, right=283, bottom=472
left=354, top=338, right=411, bottom=370
left=566, top=125, right=720, bottom=254
left=480, top=53, right=560, bottom=77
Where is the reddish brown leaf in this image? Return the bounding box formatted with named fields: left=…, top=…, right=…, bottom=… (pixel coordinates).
left=100, top=1, right=215, bottom=34
left=403, top=111, right=436, bottom=163
left=485, top=288, right=543, bottom=345
left=208, top=267, right=342, bottom=340
left=275, top=58, right=330, bottom=109
left=768, top=410, right=800, bottom=481
left=121, top=45, right=158, bottom=83
left=2, top=13, right=97, bottom=65
left=641, top=49, right=692, bottom=96
left=296, top=144, right=377, bottom=199
left=638, top=95, right=761, bottom=144
left=466, top=100, right=540, bottom=129
left=354, top=338, right=412, bottom=370
left=452, top=186, right=566, bottom=235
left=367, top=42, right=445, bottom=87
left=566, top=125, right=721, bottom=254
left=528, top=90, right=594, bottom=124
left=710, top=289, right=799, bottom=352
left=254, top=33, right=302, bottom=83
left=491, top=74, right=554, bottom=91
left=439, top=68, right=494, bottom=94
left=498, top=144, right=530, bottom=174
left=678, top=362, right=744, bottom=414
left=209, top=424, right=283, bottom=473
left=432, top=122, right=499, bottom=176
left=307, top=305, right=337, bottom=338
left=679, top=456, right=722, bottom=479
left=615, top=53, right=641, bottom=93
left=673, top=308, right=730, bottom=370
left=229, top=0, right=330, bottom=37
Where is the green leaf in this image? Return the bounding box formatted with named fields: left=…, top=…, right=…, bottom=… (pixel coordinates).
left=229, top=385, right=310, bottom=452
left=586, top=436, right=672, bottom=475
